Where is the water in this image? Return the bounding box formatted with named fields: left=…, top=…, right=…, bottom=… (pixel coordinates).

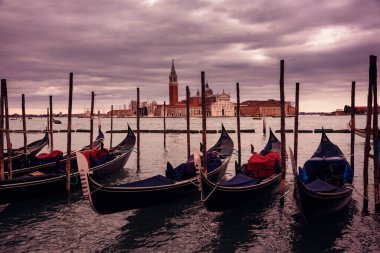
left=1, top=115, right=379, bottom=252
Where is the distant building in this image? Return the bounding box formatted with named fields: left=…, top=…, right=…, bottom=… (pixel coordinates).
left=240, top=100, right=295, bottom=117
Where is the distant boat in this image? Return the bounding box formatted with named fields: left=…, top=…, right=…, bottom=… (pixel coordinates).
left=28, top=117, right=32, bottom=119
left=252, top=117, right=262, bottom=120
left=53, top=119, right=62, bottom=124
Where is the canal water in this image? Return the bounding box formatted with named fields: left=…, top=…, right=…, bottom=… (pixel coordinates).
left=0, top=115, right=379, bottom=252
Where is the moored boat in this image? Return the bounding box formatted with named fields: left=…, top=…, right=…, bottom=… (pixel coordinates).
left=78, top=125, right=234, bottom=214
left=5, top=129, right=104, bottom=177
left=0, top=126, right=136, bottom=205
left=196, top=129, right=284, bottom=211
left=3, top=133, right=49, bottom=172
left=291, top=130, right=353, bottom=219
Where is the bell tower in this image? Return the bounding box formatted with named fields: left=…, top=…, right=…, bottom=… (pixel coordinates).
left=169, top=60, right=178, bottom=105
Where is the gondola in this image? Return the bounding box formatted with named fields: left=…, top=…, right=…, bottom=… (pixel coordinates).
left=196, top=129, right=284, bottom=211
left=3, top=133, right=49, bottom=171
left=348, top=120, right=376, bottom=140
left=0, top=126, right=135, bottom=205
left=290, top=130, right=353, bottom=219
left=78, top=125, right=234, bottom=214
left=4, top=128, right=105, bottom=177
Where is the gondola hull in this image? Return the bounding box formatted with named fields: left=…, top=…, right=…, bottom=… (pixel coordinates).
left=0, top=151, right=133, bottom=205
left=79, top=125, right=234, bottom=214
left=294, top=179, right=352, bottom=219
left=86, top=157, right=231, bottom=214
left=200, top=173, right=282, bottom=211
left=198, top=128, right=284, bottom=211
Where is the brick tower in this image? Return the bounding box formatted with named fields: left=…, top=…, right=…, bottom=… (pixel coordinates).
left=169, top=60, right=178, bottom=105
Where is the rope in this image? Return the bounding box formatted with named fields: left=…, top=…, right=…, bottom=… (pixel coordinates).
left=279, top=188, right=292, bottom=199
left=201, top=180, right=221, bottom=202
left=347, top=185, right=369, bottom=200
left=62, top=173, right=79, bottom=186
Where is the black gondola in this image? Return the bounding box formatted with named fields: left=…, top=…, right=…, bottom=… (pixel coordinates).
left=5, top=128, right=105, bottom=177
left=290, top=130, right=354, bottom=219
left=0, top=126, right=136, bottom=205
left=3, top=133, right=49, bottom=172
left=196, top=129, right=284, bottom=211
left=78, top=126, right=234, bottom=214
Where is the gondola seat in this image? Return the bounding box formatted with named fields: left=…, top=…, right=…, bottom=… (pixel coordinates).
left=120, top=175, right=174, bottom=187
left=303, top=157, right=348, bottom=187
left=219, top=173, right=259, bottom=187
left=304, top=179, right=344, bottom=193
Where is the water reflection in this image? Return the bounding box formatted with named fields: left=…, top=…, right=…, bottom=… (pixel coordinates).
left=291, top=201, right=357, bottom=253
left=99, top=196, right=198, bottom=252
left=211, top=198, right=275, bottom=252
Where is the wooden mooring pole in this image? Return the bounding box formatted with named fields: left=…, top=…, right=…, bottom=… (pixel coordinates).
left=294, top=83, right=299, bottom=169
left=363, top=57, right=373, bottom=212
left=110, top=105, right=113, bottom=149
left=163, top=101, right=166, bottom=148
left=0, top=80, right=4, bottom=180
left=137, top=87, right=140, bottom=171
left=263, top=114, right=266, bottom=136
left=3, top=79, right=12, bottom=179
left=201, top=71, right=207, bottom=172
left=236, top=82, right=241, bottom=166
left=47, top=108, right=49, bottom=131
left=280, top=60, right=286, bottom=180
left=90, top=91, right=95, bottom=149
left=350, top=82, right=355, bottom=175
left=186, top=86, right=190, bottom=158
left=49, top=95, right=54, bottom=152
left=280, top=60, right=286, bottom=206
left=66, top=72, right=73, bottom=194
left=22, top=94, right=27, bottom=160
left=371, top=55, right=379, bottom=211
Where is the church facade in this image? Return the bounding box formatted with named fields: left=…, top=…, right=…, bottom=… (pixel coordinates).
left=155, top=60, right=235, bottom=117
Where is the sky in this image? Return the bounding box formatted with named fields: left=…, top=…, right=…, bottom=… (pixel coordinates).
left=0, top=0, right=379, bottom=114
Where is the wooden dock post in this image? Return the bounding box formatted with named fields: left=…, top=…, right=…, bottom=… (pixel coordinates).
left=21, top=94, right=27, bottom=160
left=236, top=82, right=241, bottom=166
left=0, top=80, right=4, bottom=180
left=90, top=91, right=95, bottom=149
left=371, top=55, right=379, bottom=211
left=201, top=71, right=207, bottom=171
left=137, top=87, right=140, bottom=171
left=47, top=108, right=49, bottom=131
left=49, top=95, right=54, bottom=152
left=279, top=60, right=286, bottom=206
left=110, top=105, right=113, bottom=149
left=280, top=60, right=286, bottom=180
left=263, top=114, right=266, bottom=136
left=186, top=86, right=191, bottom=158
left=3, top=79, right=12, bottom=179
left=350, top=82, right=355, bottom=174
left=294, top=83, right=299, bottom=169
left=363, top=57, right=373, bottom=212
left=66, top=72, right=73, bottom=194
left=163, top=101, right=166, bottom=148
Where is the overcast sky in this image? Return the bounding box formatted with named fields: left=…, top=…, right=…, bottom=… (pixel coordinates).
left=0, top=0, right=379, bottom=114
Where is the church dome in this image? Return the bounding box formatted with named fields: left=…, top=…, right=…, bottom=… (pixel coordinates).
left=205, top=82, right=213, bottom=96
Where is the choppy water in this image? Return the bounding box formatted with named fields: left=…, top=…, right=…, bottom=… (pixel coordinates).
left=0, top=115, right=379, bottom=252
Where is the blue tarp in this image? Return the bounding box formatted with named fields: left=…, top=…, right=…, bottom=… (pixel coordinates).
left=120, top=175, right=173, bottom=187
left=219, top=173, right=260, bottom=187
left=304, top=178, right=341, bottom=193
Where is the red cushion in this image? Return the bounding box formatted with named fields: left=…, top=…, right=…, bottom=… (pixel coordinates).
left=247, top=152, right=281, bottom=179
left=36, top=150, right=63, bottom=160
